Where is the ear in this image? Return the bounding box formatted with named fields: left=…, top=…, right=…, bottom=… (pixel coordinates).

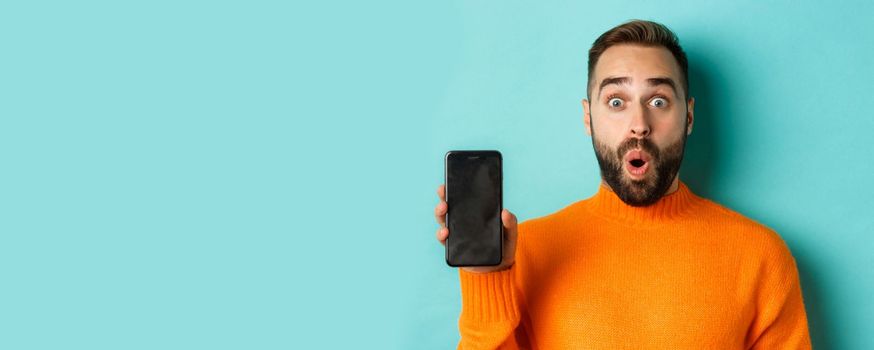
left=685, top=97, right=695, bottom=136
left=582, top=98, right=592, bottom=136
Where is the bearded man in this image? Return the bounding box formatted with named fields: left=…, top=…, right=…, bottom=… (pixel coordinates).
left=433, top=19, right=811, bottom=349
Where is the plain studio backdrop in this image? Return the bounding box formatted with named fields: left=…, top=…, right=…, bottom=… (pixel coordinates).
left=1, top=0, right=872, bottom=349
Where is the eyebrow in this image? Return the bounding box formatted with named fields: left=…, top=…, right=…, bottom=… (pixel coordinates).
left=598, top=76, right=679, bottom=98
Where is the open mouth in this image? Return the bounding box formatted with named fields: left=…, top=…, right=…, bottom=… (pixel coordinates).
left=623, top=149, right=651, bottom=177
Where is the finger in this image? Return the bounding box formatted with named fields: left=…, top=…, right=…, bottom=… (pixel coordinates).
left=437, top=184, right=445, bottom=201
left=434, top=201, right=447, bottom=226
left=436, top=227, right=449, bottom=246
left=502, top=209, right=518, bottom=236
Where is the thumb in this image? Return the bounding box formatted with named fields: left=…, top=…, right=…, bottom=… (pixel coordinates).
left=501, top=209, right=518, bottom=238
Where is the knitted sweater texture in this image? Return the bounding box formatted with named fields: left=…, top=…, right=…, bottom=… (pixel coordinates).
left=456, top=181, right=811, bottom=349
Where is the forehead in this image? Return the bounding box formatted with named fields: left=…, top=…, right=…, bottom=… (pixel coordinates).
left=592, top=44, right=682, bottom=91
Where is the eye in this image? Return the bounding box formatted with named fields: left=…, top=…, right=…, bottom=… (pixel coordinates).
left=649, top=97, right=668, bottom=108
left=608, top=97, right=624, bottom=108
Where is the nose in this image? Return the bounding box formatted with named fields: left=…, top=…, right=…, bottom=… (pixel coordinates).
left=628, top=105, right=651, bottom=138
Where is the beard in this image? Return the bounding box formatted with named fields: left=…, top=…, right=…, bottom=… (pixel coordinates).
left=592, top=128, right=687, bottom=207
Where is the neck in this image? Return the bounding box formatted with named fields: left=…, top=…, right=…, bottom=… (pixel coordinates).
left=586, top=175, right=698, bottom=224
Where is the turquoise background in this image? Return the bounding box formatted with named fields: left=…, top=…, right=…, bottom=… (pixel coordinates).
left=1, top=0, right=871, bottom=349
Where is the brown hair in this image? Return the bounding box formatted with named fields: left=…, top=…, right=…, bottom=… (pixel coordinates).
left=587, top=20, right=689, bottom=101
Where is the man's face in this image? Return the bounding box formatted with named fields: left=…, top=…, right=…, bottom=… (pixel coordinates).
left=582, top=44, right=695, bottom=206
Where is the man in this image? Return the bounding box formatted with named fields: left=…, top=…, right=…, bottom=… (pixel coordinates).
left=433, top=20, right=811, bottom=349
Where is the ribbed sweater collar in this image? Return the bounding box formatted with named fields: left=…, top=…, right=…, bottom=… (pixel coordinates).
left=581, top=180, right=700, bottom=224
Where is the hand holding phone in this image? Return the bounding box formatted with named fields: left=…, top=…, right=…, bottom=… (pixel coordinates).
left=434, top=150, right=518, bottom=273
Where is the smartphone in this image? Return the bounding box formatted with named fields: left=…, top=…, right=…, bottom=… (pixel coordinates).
left=444, top=150, right=503, bottom=267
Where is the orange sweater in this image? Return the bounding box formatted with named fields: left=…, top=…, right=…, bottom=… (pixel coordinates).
left=456, top=181, right=811, bottom=349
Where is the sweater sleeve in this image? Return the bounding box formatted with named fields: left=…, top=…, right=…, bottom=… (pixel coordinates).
left=456, top=265, right=525, bottom=350
left=746, top=235, right=812, bottom=349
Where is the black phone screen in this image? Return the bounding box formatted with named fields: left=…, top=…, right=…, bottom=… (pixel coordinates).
left=445, top=150, right=502, bottom=267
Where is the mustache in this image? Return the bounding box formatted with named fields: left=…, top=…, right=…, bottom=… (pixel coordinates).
left=616, top=138, right=660, bottom=161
